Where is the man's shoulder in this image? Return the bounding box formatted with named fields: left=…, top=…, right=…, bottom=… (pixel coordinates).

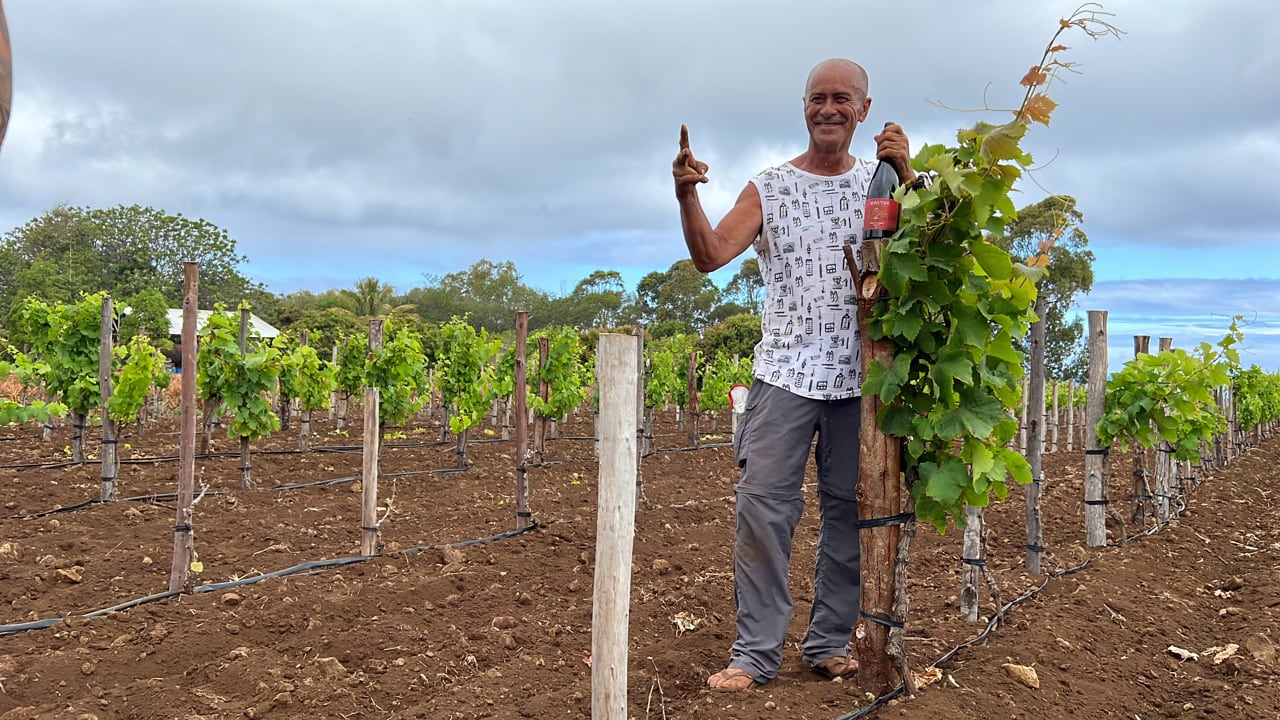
left=752, top=164, right=794, bottom=183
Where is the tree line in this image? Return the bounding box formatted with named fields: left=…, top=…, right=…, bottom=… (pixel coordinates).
left=0, top=197, right=1093, bottom=379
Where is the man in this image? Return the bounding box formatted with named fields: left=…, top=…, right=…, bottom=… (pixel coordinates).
left=0, top=0, right=11, bottom=152
left=673, top=58, right=916, bottom=692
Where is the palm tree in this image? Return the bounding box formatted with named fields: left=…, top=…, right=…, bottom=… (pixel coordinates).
left=338, top=277, right=416, bottom=319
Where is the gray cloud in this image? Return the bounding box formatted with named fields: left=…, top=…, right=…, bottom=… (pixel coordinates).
left=0, top=1, right=1276, bottom=369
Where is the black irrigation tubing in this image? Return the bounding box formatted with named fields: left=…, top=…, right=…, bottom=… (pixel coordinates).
left=0, top=439, right=458, bottom=469
left=831, top=453, right=1235, bottom=719
left=0, top=521, right=540, bottom=638
left=8, top=466, right=461, bottom=517
left=7, top=491, right=228, bottom=520
left=831, top=559, right=1093, bottom=720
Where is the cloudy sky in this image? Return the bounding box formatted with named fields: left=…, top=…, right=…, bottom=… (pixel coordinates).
left=1, top=0, right=1277, bottom=371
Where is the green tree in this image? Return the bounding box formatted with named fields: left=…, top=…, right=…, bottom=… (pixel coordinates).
left=339, top=277, right=417, bottom=319
left=636, top=260, right=721, bottom=333
left=698, top=314, right=760, bottom=362
left=0, top=204, right=265, bottom=328
left=723, top=258, right=764, bottom=315
left=407, top=260, right=550, bottom=334
left=553, top=269, right=626, bottom=329
left=992, top=195, right=1094, bottom=382
left=119, top=289, right=172, bottom=344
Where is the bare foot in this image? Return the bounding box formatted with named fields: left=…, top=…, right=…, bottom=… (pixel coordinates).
left=809, top=655, right=859, bottom=680
left=707, top=667, right=758, bottom=692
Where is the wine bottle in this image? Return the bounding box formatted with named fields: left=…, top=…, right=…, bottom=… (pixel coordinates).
left=863, top=122, right=900, bottom=241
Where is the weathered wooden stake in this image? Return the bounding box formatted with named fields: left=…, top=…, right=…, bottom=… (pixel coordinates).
left=1049, top=379, right=1060, bottom=454
left=170, top=262, right=199, bottom=593
left=1083, top=310, right=1109, bottom=547
left=634, top=327, right=646, bottom=506
left=848, top=240, right=911, bottom=696
left=99, top=296, right=119, bottom=502
left=960, top=504, right=984, bottom=621
left=686, top=351, right=700, bottom=448
left=238, top=307, right=252, bottom=490
left=1130, top=335, right=1151, bottom=525
left=298, top=330, right=312, bottom=452
left=1155, top=337, right=1175, bottom=519
left=1066, top=380, right=1076, bottom=452
left=514, top=312, right=531, bottom=530
left=534, top=336, right=550, bottom=464
left=1025, top=294, right=1047, bottom=574
left=590, top=333, right=639, bottom=720
left=360, top=318, right=384, bottom=557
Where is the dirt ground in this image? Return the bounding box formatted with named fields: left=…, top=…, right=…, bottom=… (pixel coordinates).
left=0, top=407, right=1277, bottom=720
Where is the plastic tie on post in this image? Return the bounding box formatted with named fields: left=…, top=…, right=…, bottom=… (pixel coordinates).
left=173, top=525, right=192, bottom=533
left=855, top=512, right=915, bottom=529
left=1084, top=448, right=1110, bottom=456
left=1025, top=544, right=1047, bottom=553
left=360, top=526, right=381, bottom=532
left=516, top=511, right=533, bottom=518
left=1084, top=498, right=1110, bottom=506
left=961, top=557, right=987, bottom=567
left=860, top=611, right=905, bottom=629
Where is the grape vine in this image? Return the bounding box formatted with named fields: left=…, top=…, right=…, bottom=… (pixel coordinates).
left=435, top=318, right=503, bottom=436
left=862, top=7, right=1122, bottom=532
left=1098, top=322, right=1240, bottom=460
left=196, top=306, right=281, bottom=441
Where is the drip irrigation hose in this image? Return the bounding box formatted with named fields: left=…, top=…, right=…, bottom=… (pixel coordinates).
left=831, top=559, right=1092, bottom=720
left=0, top=521, right=540, bottom=637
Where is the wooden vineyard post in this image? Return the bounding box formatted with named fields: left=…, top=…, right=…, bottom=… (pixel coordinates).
left=329, top=344, right=338, bottom=423
left=1066, top=380, right=1076, bottom=452
left=847, top=240, right=912, bottom=696
left=1225, top=385, right=1235, bottom=463
left=298, top=330, right=312, bottom=452
left=237, top=307, right=253, bottom=489
left=1018, top=374, right=1029, bottom=453
left=336, top=340, right=348, bottom=431
left=638, top=326, right=654, bottom=461
left=1155, top=337, right=1175, bottom=520
left=960, top=504, right=985, bottom=621
left=170, top=262, right=199, bottom=593
left=514, top=312, right=532, bottom=531
left=1025, top=294, right=1047, bottom=574
left=1130, top=335, right=1151, bottom=525
left=590, top=333, right=639, bottom=720
left=534, top=336, right=550, bottom=465
left=360, top=318, right=384, bottom=557
left=686, top=351, right=699, bottom=448
left=99, top=296, right=119, bottom=502
left=634, top=327, right=646, bottom=506
left=1049, top=379, right=1060, bottom=453
left=1083, top=310, right=1109, bottom=547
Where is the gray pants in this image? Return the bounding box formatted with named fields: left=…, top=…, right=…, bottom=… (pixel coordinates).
left=727, top=379, right=861, bottom=683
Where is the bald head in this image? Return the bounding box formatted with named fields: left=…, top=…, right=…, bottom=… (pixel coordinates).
left=805, top=59, right=868, bottom=99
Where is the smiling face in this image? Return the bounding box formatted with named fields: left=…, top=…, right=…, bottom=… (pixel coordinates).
left=803, top=60, right=870, bottom=153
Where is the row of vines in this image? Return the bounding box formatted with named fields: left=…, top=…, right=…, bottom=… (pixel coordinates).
left=0, top=293, right=754, bottom=478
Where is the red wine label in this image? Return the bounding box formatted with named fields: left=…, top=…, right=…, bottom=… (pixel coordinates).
left=864, top=198, right=900, bottom=232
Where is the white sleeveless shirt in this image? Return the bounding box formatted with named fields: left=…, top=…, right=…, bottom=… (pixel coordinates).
left=748, top=160, right=875, bottom=400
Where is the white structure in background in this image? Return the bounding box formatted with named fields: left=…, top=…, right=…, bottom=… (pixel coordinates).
left=164, top=309, right=280, bottom=340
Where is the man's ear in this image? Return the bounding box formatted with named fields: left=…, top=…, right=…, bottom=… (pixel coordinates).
left=858, top=97, right=872, bottom=123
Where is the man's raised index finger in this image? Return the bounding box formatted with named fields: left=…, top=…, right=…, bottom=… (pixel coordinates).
left=679, top=124, right=691, bottom=151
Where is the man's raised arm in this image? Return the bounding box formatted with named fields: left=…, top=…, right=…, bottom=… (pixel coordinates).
left=673, top=125, right=762, bottom=273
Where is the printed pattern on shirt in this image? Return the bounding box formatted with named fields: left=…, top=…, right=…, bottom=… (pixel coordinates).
left=748, top=161, right=874, bottom=400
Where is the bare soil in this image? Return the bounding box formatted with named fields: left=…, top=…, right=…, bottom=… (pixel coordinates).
left=0, top=409, right=1277, bottom=720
